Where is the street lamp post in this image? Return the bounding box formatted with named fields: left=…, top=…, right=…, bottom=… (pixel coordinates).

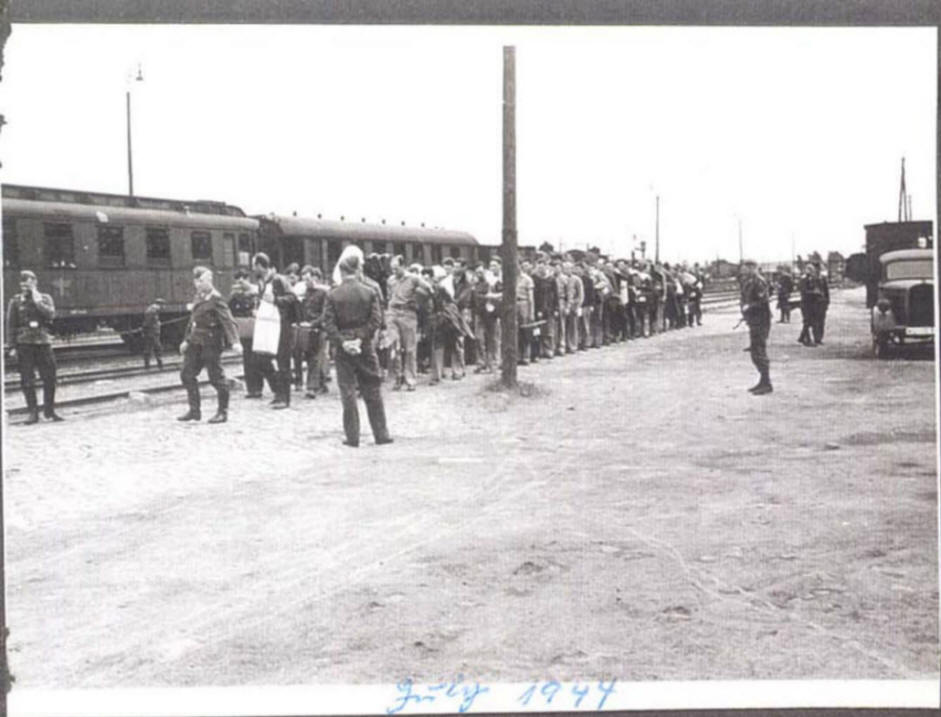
left=126, top=63, right=143, bottom=197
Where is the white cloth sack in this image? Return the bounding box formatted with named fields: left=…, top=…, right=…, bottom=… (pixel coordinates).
left=253, top=290, right=281, bottom=355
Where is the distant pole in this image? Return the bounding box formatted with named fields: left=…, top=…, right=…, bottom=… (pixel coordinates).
left=500, top=46, right=519, bottom=389
left=126, top=89, right=134, bottom=196
left=738, top=218, right=743, bottom=264
left=654, top=195, right=660, bottom=263
left=898, top=157, right=906, bottom=221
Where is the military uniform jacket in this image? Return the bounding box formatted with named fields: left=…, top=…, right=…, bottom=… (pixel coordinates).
left=6, top=291, right=56, bottom=345
left=799, top=274, right=830, bottom=301
left=300, top=285, right=328, bottom=326
left=532, top=272, right=558, bottom=319
left=142, top=305, right=161, bottom=337
left=567, top=274, right=584, bottom=313
left=185, top=289, right=239, bottom=349
left=740, top=274, right=771, bottom=325
left=322, top=277, right=383, bottom=344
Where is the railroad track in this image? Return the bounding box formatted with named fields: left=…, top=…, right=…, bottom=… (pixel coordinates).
left=4, top=374, right=246, bottom=423
left=4, top=356, right=241, bottom=394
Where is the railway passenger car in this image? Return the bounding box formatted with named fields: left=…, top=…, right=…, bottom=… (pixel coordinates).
left=2, top=184, right=259, bottom=348
left=255, top=214, right=481, bottom=275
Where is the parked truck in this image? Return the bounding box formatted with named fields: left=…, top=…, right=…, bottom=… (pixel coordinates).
left=845, top=220, right=935, bottom=357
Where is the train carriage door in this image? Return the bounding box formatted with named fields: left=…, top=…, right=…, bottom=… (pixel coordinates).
left=237, top=233, right=253, bottom=266
left=305, top=238, right=322, bottom=272
left=326, top=239, right=342, bottom=275
left=282, top=236, right=304, bottom=271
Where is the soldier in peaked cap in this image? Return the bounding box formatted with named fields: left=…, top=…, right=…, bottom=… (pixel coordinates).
left=5, top=270, right=63, bottom=423
left=178, top=266, right=242, bottom=423
left=739, top=259, right=772, bottom=395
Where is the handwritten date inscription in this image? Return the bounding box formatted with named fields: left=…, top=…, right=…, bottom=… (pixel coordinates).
left=387, top=676, right=616, bottom=713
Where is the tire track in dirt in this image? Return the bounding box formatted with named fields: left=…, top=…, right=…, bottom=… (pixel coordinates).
left=81, top=444, right=551, bottom=684
left=621, top=524, right=918, bottom=678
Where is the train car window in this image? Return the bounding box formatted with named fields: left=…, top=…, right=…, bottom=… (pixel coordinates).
left=450, top=245, right=462, bottom=259
left=44, top=223, right=76, bottom=269
left=97, top=225, right=125, bottom=267
left=431, top=244, right=443, bottom=265
left=223, top=233, right=236, bottom=268
left=394, top=242, right=406, bottom=260
left=191, top=231, right=213, bottom=262
left=146, top=228, right=171, bottom=267
left=3, top=217, right=19, bottom=269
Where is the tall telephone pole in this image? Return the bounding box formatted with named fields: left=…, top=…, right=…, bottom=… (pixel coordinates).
left=500, top=46, right=519, bottom=389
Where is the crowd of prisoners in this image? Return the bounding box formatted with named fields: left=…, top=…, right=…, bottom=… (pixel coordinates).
left=215, top=249, right=709, bottom=401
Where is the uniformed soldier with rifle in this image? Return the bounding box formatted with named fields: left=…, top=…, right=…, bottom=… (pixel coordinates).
left=739, top=259, right=773, bottom=395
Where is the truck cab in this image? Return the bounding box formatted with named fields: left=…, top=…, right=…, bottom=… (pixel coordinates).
left=871, top=248, right=934, bottom=357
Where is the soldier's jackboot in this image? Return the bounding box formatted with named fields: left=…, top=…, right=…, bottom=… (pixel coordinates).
left=23, top=386, right=40, bottom=425
left=751, top=372, right=773, bottom=396
left=208, top=386, right=229, bottom=424
left=178, top=387, right=202, bottom=421
left=43, top=385, right=65, bottom=422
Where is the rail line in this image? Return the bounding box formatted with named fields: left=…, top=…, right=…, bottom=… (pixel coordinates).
left=4, top=375, right=246, bottom=423
left=4, top=356, right=242, bottom=394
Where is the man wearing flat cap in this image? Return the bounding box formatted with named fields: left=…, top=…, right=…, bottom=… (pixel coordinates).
left=5, top=270, right=63, bottom=423
left=740, top=259, right=772, bottom=395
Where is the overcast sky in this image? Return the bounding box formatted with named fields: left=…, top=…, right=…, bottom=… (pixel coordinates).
left=2, top=24, right=936, bottom=263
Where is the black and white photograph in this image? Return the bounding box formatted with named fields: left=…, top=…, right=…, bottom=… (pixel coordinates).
left=1, top=3, right=939, bottom=716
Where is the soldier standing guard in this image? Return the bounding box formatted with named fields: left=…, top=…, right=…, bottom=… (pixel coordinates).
left=178, top=266, right=242, bottom=423
left=740, top=259, right=773, bottom=395
left=322, top=246, right=393, bottom=448
left=5, top=270, right=63, bottom=423
left=141, top=298, right=165, bottom=369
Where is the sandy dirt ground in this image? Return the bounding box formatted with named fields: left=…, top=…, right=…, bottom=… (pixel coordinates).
left=3, top=286, right=938, bottom=688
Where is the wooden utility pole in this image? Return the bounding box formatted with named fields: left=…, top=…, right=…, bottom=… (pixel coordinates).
left=500, top=45, right=519, bottom=388
left=654, top=195, right=660, bottom=263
